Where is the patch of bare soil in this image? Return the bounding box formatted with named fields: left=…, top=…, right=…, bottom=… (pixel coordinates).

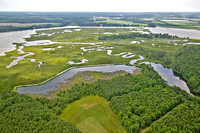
left=81, top=103, right=95, bottom=110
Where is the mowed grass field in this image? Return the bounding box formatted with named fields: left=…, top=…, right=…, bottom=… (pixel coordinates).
left=59, top=96, right=126, bottom=133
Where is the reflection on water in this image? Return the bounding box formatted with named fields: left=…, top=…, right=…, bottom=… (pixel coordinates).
left=141, top=62, right=190, bottom=94
left=129, top=55, right=145, bottom=65
left=17, top=61, right=191, bottom=96
left=67, top=59, right=89, bottom=65
left=17, top=65, right=138, bottom=95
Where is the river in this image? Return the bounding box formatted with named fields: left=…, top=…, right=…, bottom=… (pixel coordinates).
left=1, top=26, right=200, bottom=55
left=146, top=27, right=200, bottom=39
left=0, top=30, right=36, bottom=56
left=0, top=26, right=79, bottom=56
left=140, top=62, right=190, bottom=93
left=0, top=26, right=194, bottom=95
left=17, top=65, right=138, bottom=95
left=16, top=62, right=191, bottom=95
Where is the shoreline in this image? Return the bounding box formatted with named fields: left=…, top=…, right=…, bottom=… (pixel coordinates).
left=14, top=63, right=138, bottom=93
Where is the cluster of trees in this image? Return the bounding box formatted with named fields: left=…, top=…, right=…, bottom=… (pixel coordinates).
left=110, top=85, right=185, bottom=132
left=0, top=24, right=60, bottom=32
left=0, top=12, right=92, bottom=24
left=0, top=91, right=80, bottom=133
left=98, top=32, right=178, bottom=40
left=145, top=99, right=200, bottom=133
left=164, top=45, right=200, bottom=96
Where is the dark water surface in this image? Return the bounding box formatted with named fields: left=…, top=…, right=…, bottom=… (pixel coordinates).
left=17, top=65, right=138, bottom=95
left=141, top=62, right=190, bottom=93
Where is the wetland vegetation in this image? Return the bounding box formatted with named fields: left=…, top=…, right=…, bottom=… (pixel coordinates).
left=0, top=12, right=200, bottom=133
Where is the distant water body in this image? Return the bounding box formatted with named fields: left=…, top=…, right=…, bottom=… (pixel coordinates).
left=1, top=26, right=200, bottom=56
left=146, top=27, right=200, bottom=39
left=0, top=26, right=79, bottom=56
left=0, top=30, right=36, bottom=56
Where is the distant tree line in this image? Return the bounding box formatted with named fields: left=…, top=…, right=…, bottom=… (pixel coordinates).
left=98, top=32, right=178, bottom=40
left=0, top=24, right=61, bottom=32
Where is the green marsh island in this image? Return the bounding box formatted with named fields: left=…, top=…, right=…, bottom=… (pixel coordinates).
left=0, top=12, right=200, bottom=133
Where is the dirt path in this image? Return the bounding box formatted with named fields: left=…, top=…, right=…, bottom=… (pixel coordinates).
left=141, top=103, right=182, bottom=133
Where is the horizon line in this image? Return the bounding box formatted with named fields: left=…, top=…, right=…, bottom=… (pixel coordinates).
left=0, top=11, right=200, bottom=13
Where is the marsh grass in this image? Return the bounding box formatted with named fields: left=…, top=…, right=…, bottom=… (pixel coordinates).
left=0, top=27, right=192, bottom=92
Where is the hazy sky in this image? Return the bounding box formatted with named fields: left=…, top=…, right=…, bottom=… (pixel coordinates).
left=0, top=0, right=200, bottom=12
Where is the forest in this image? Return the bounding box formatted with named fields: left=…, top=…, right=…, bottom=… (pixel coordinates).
left=167, top=45, right=200, bottom=96
left=98, top=32, right=178, bottom=40
left=0, top=91, right=80, bottom=133
left=0, top=24, right=61, bottom=32
left=144, top=45, right=200, bottom=96
left=14, top=64, right=196, bottom=133
left=145, top=100, right=200, bottom=132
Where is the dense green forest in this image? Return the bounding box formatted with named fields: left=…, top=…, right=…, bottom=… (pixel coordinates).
left=145, top=100, right=200, bottom=133
left=98, top=32, right=178, bottom=40
left=0, top=24, right=61, bottom=32
left=166, top=45, right=200, bottom=96
left=0, top=91, right=80, bottom=133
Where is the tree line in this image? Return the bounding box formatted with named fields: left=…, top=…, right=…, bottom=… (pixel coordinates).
left=98, top=32, right=178, bottom=40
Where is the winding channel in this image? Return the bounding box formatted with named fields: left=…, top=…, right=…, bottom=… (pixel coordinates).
left=16, top=57, right=191, bottom=95
left=16, top=65, right=138, bottom=95
left=0, top=26, right=194, bottom=95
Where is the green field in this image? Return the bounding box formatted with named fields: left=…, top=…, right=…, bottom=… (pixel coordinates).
left=59, top=95, right=126, bottom=133
left=94, top=17, right=147, bottom=27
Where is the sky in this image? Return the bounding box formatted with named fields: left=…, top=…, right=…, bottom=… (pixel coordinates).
left=0, top=0, right=200, bottom=12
